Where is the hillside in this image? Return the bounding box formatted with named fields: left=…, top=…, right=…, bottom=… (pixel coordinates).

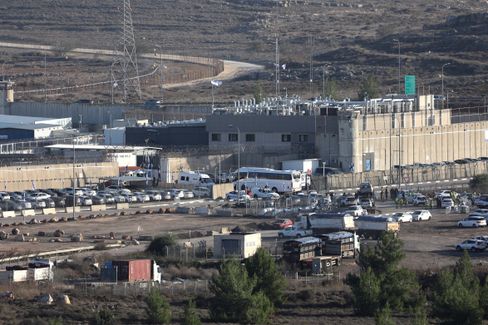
left=0, top=0, right=487, bottom=102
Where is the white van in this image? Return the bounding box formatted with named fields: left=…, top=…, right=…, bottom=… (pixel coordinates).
left=177, top=171, right=214, bottom=187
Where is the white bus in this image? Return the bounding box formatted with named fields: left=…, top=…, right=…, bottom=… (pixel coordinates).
left=233, top=167, right=302, bottom=193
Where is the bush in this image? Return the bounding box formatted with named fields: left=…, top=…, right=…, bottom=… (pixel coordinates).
left=94, top=308, right=115, bottom=325
left=147, top=234, right=176, bottom=256
left=375, top=303, right=394, bottom=325
left=347, top=267, right=381, bottom=315
left=432, top=252, right=483, bottom=324
left=183, top=299, right=201, bottom=325
left=145, top=289, right=172, bottom=324
left=209, top=259, right=273, bottom=324
left=245, top=247, right=285, bottom=306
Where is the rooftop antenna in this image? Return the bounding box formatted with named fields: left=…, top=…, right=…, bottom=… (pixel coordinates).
left=111, top=0, right=142, bottom=103
left=275, top=36, right=280, bottom=97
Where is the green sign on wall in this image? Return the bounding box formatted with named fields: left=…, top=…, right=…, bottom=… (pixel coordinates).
left=404, top=75, right=416, bottom=95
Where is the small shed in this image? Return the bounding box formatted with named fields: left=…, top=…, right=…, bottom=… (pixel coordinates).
left=213, top=232, right=261, bottom=259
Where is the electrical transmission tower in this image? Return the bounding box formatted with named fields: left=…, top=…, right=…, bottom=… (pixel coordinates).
left=111, top=0, right=142, bottom=103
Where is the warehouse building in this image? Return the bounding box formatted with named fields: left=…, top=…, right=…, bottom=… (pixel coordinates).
left=0, top=115, right=71, bottom=140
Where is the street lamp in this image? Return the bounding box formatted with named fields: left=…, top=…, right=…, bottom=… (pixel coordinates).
left=441, top=63, right=451, bottom=109
left=228, top=124, right=241, bottom=201
left=393, top=39, right=401, bottom=94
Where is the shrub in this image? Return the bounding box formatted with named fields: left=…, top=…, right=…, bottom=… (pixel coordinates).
left=183, top=299, right=201, bottom=325
left=147, top=234, right=176, bottom=256
left=145, top=289, right=172, bottom=324
left=347, top=267, right=381, bottom=315
left=94, top=308, right=115, bottom=325
left=375, top=303, right=394, bottom=325
left=433, top=251, right=483, bottom=325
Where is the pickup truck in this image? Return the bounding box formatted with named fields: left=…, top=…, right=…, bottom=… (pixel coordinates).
left=278, top=226, right=312, bottom=238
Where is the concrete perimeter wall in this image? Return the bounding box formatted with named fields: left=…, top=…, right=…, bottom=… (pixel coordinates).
left=312, top=161, right=488, bottom=191
left=0, top=162, right=119, bottom=191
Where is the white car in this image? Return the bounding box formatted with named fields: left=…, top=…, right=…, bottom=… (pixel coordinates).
left=162, top=191, right=172, bottom=200
left=472, top=235, right=488, bottom=243
left=168, top=189, right=185, bottom=199
left=346, top=205, right=367, bottom=217
left=340, top=195, right=358, bottom=207
left=0, top=192, right=10, bottom=201
left=120, top=193, right=137, bottom=203
left=441, top=198, right=455, bottom=208
left=359, top=198, right=374, bottom=209
left=458, top=216, right=487, bottom=228
left=183, top=190, right=195, bottom=199
left=250, top=188, right=280, bottom=200
left=193, top=186, right=211, bottom=197
left=133, top=192, right=150, bottom=202
left=278, top=226, right=312, bottom=238
left=226, top=190, right=251, bottom=201
left=411, top=210, right=432, bottom=221
left=413, top=195, right=427, bottom=206
left=392, top=212, right=413, bottom=223
left=145, top=190, right=162, bottom=201
left=28, top=192, right=51, bottom=201
left=455, top=239, right=487, bottom=251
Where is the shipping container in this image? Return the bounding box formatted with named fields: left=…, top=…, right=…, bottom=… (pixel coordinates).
left=0, top=267, right=28, bottom=283
left=111, top=259, right=152, bottom=282
left=28, top=267, right=52, bottom=281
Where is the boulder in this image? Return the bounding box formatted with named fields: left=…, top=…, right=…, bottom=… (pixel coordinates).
left=59, top=294, right=71, bottom=305
left=37, top=231, right=46, bottom=237
left=11, top=228, right=20, bottom=235
left=53, top=229, right=65, bottom=237
left=70, top=234, right=83, bottom=242
left=0, top=231, right=7, bottom=240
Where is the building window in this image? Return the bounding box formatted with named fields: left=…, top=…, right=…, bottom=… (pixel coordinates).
left=245, top=134, right=255, bottom=142
left=281, top=134, right=291, bottom=142
left=391, top=115, right=397, bottom=129
left=299, top=134, right=309, bottom=142
left=211, top=133, right=221, bottom=141
left=362, top=116, right=367, bottom=131
left=228, top=133, right=238, bottom=142
left=401, top=114, right=405, bottom=128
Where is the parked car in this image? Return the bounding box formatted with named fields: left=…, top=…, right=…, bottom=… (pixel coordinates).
left=145, top=190, right=162, bottom=201
left=455, top=239, right=487, bottom=251
left=97, top=192, right=116, bottom=204
left=278, top=226, right=311, bottom=238
left=120, top=193, right=137, bottom=203
left=0, top=200, right=22, bottom=211
left=441, top=198, right=455, bottom=208
left=472, top=235, right=488, bottom=243
left=0, top=192, right=11, bottom=201
left=359, top=198, right=374, bottom=209
left=226, top=190, right=251, bottom=201
left=193, top=186, right=211, bottom=198
left=42, top=198, right=56, bottom=208
left=133, top=192, right=150, bottom=203
left=79, top=196, right=93, bottom=206
left=12, top=199, right=32, bottom=210
left=28, top=192, right=51, bottom=201
left=345, top=205, right=367, bottom=217
left=51, top=196, right=66, bottom=208
left=413, top=195, right=427, bottom=206
left=27, top=198, right=46, bottom=209
left=168, top=189, right=185, bottom=199
left=339, top=195, right=358, bottom=207
left=411, top=210, right=432, bottom=221
left=161, top=191, right=172, bottom=201
left=183, top=190, right=195, bottom=199
left=392, top=212, right=413, bottom=223
left=458, top=216, right=487, bottom=228
left=64, top=195, right=82, bottom=207
left=250, top=187, right=280, bottom=200
left=272, top=218, right=293, bottom=229
left=474, top=196, right=488, bottom=208
left=90, top=196, right=106, bottom=205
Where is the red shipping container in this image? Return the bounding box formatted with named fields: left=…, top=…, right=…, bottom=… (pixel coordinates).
left=111, top=259, right=152, bottom=282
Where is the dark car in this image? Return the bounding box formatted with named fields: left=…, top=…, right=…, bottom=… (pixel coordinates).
left=454, top=159, right=468, bottom=164
left=42, top=198, right=56, bottom=208
left=51, top=196, right=66, bottom=208
left=65, top=195, right=82, bottom=207
left=0, top=200, right=21, bottom=211
left=90, top=196, right=105, bottom=205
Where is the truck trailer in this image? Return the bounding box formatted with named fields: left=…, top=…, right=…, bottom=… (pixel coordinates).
left=355, top=216, right=400, bottom=239
left=295, top=212, right=356, bottom=235
left=101, top=259, right=161, bottom=283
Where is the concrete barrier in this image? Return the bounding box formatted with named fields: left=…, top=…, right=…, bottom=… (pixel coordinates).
left=214, top=208, right=234, bottom=217
left=42, top=208, right=56, bottom=215
left=175, top=207, right=192, bottom=214
left=21, top=209, right=35, bottom=217
left=194, top=207, right=209, bottom=215
left=2, top=211, right=16, bottom=218
left=116, top=203, right=129, bottom=210
left=65, top=206, right=81, bottom=213
left=91, top=204, right=107, bottom=212
left=212, top=183, right=234, bottom=200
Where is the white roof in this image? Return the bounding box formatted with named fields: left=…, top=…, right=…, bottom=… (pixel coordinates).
left=46, top=144, right=161, bottom=151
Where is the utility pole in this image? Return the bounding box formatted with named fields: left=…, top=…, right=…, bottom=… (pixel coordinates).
left=393, top=39, right=401, bottom=94
left=275, top=36, right=279, bottom=97
left=309, top=36, right=314, bottom=97
left=441, top=63, right=450, bottom=109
